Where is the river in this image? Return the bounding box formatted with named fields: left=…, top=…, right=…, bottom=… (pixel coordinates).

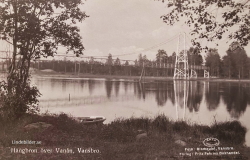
left=9, top=76, right=250, bottom=146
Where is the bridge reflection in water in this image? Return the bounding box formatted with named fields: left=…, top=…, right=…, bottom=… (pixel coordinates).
left=36, top=78, right=250, bottom=145
left=37, top=78, right=250, bottom=121
left=174, top=80, right=188, bottom=120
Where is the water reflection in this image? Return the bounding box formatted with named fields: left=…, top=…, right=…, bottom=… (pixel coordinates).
left=51, top=79, right=55, bottom=90
left=222, top=83, right=248, bottom=119
left=134, top=82, right=145, bottom=100
left=105, top=80, right=113, bottom=98
left=124, top=81, right=128, bottom=93
left=34, top=78, right=250, bottom=147
left=205, top=82, right=220, bottom=111
left=80, top=80, right=85, bottom=91
left=154, top=82, right=168, bottom=107
left=37, top=78, right=250, bottom=121
left=174, top=81, right=188, bottom=120
left=88, top=80, right=95, bottom=95
left=187, top=81, right=203, bottom=112
left=114, top=81, right=120, bottom=96
left=62, top=80, right=67, bottom=92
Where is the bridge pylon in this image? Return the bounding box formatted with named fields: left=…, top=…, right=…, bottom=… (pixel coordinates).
left=173, top=33, right=189, bottom=79
left=190, top=69, right=197, bottom=78
left=204, top=70, right=209, bottom=78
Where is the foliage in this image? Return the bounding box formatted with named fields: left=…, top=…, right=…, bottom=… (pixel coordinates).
left=114, top=57, right=121, bottom=66
left=138, top=53, right=143, bottom=67
left=156, top=49, right=168, bottom=67
left=187, top=47, right=203, bottom=65
left=0, top=112, right=248, bottom=159
left=124, top=60, right=129, bottom=66
left=205, top=48, right=221, bottom=77
left=221, top=42, right=249, bottom=78
left=106, top=53, right=113, bottom=75
left=106, top=53, right=113, bottom=65
left=225, top=42, right=248, bottom=78
left=0, top=0, right=87, bottom=119
left=0, top=75, right=40, bottom=120
left=160, top=0, right=250, bottom=48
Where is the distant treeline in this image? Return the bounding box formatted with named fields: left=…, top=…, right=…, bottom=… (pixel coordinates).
left=31, top=60, right=179, bottom=77
left=30, top=48, right=206, bottom=77
left=2, top=42, right=250, bottom=78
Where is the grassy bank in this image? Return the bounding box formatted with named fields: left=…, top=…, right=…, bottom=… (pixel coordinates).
left=0, top=113, right=249, bottom=160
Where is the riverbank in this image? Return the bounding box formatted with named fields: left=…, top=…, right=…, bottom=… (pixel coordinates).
left=33, top=69, right=250, bottom=83
left=0, top=113, right=250, bottom=160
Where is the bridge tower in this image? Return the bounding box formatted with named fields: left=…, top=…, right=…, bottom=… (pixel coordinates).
left=204, top=70, right=209, bottom=78
left=190, top=69, right=197, bottom=78
left=173, top=33, right=189, bottom=79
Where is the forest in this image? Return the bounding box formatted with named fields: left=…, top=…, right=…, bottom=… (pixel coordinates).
left=21, top=42, right=250, bottom=79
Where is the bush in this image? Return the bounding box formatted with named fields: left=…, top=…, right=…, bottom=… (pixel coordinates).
left=0, top=74, right=40, bottom=121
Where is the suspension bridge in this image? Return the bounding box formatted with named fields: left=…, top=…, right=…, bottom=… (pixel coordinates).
left=0, top=32, right=209, bottom=79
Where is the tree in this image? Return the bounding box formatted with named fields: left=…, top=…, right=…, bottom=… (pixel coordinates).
left=124, top=60, right=129, bottom=66
left=156, top=49, right=168, bottom=67
left=222, top=54, right=233, bottom=78
left=223, top=42, right=248, bottom=78
left=138, top=53, right=143, bottom=67
left=0, top=0, right=87, bottom=119
left=106, top=53, right=113, bottom=65
left=170, top=52, right=176, bottom=64
left=106, top=53, right=113, bottom=75
left=160, top=0, right=250, bottom=48
left=142, top=55, right=149, bottom=66
left=89, top=57, right=94, bottom=73
left=205, top=48, right=221, bottom=77
left=187, top=47, right=203, bottom=66
left=134, top=59, right=138, bottom=66
left=114, top=57, right=121, bottom=75
left=114, top=57, right=121, bottom=66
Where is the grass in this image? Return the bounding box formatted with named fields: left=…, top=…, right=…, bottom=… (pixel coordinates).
left=0, top=113, right=249, bottom=160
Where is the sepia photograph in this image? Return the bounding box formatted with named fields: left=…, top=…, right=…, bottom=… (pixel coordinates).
left=0, top=0, right=250, bottom=159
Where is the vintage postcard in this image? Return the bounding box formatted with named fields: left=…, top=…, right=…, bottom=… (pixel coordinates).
left=0, top=0, right=250, bottom=159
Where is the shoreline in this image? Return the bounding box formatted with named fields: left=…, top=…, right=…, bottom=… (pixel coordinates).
left=32, top=70, right=250, bottom=82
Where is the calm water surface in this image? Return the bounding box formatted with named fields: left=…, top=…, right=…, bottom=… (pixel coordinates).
left=33, top=77, right=250, bottom=146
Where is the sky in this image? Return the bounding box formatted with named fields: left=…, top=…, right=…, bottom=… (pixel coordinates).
left=77, top=0, right=250, bottom=61
left=80, top=0, right=178, bottom=61
left=0, top=0, right=249, bottom=61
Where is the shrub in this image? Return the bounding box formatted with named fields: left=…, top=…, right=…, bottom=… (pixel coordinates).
left=0, top=74, right=40, bottom=121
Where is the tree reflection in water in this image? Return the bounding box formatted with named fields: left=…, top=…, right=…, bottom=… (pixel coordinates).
left=222, top=83, right=248, bottom=119
left=88, top=80, right=95, bottom=95
left=155, top=82, right=168, bottom=107
left=105, top=80, right=113, bottom=99
left=62, top=80, right=67, bottom=92
left=101, top=79, right=249, bottom=119
left=205, top=82, right=220, bottom=111
left=114, top=81, right=120, bottom=97
left=123, top=81, right=128, bottom=93
left=187, top=81, right=203, bottom=112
